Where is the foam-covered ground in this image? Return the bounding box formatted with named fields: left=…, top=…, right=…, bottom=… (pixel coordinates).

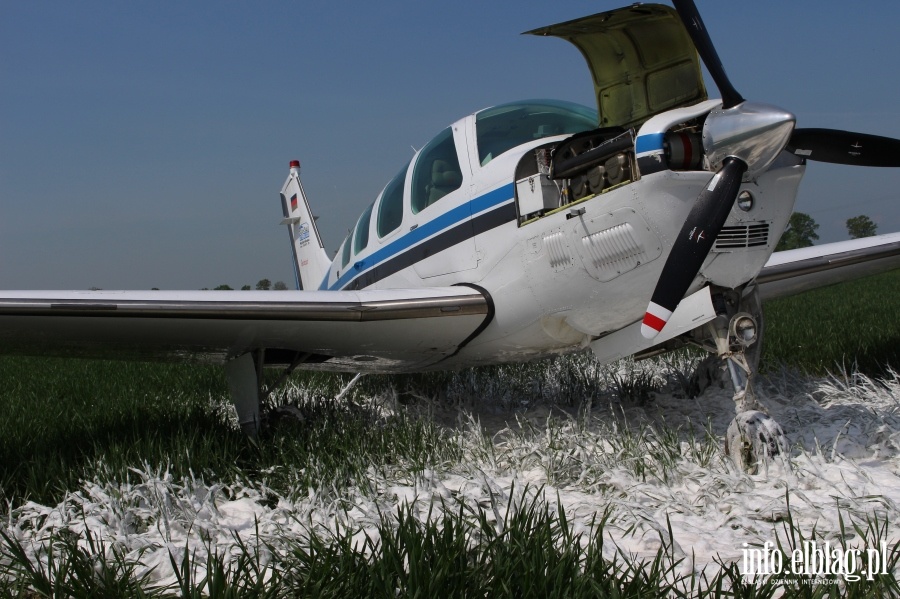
left=5, top=363, right=900, bottom=589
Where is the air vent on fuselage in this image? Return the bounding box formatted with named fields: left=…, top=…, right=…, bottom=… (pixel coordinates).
left=543, top=229, right=575, bottom=271
left=581, top=223, right=645, bottom=280
left=714, top=223, right=770, bottom=251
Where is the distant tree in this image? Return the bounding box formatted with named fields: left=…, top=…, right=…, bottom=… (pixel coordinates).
left=256, top=279, right=272, bottom=290
left=776, top=212, right=819, bottom=250
left=846, top=214, right=877, bottom=239
left=151, top=287, right=159, bottom=290
left=273, top=280, right=288, bottom=290
left=214, top=284, right=233, bottom=290
left=241, top=284, right=252, bottom=290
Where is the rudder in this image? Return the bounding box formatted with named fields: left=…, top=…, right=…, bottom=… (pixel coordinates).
left=279, top=160, right=331, bottom=290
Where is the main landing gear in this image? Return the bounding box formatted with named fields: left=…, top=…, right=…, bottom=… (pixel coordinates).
left=224, top=350, right=311, bottom=436
left=224, top=350, right=364, bottom=436
left=692, top=285, right=788, bottom=472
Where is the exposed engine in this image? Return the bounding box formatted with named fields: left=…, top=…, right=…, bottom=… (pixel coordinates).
left=514, top=128, right=635, bottom=224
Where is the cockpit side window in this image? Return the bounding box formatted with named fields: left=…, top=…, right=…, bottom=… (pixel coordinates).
left=377, top=162, right=409, bottom=238
left=476, top=100, right=597, bottom=167
left=353, top=203, right=374, bottom=255
left=411, top=127, right=462, bottom=214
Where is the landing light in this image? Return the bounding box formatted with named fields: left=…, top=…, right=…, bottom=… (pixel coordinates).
left=737, top=190, right=754, bottom=212
left=729, top=313, right=757, bottom=347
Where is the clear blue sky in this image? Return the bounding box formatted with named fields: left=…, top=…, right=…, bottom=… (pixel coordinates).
left=3, top=1, right=899, bottom=289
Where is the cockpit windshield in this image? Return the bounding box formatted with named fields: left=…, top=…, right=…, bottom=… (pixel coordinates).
left=475, top=100, right=597, bottom=166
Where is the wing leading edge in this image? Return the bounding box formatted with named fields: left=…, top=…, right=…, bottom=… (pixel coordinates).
left=0, top=286, right=492, bottom=373
left=757, top=232, right=900, bottom=301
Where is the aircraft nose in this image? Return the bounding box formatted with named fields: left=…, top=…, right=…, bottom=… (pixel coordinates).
left=702, top=102, right=796, bottom=179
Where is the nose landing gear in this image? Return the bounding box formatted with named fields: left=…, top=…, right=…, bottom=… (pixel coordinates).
left=694, top=286, right=788, bottom=472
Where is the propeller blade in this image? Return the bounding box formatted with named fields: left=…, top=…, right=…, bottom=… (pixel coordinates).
left=787, top=128, right=900, bottom=167
left=641, top=157, right=748, bottom=339
left=671, top=0, right=744, bottom=109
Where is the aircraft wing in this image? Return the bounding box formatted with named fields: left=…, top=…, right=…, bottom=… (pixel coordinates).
left=757, top=232, right=900, bottom=301
left=0, top=286, right=491, bottom=372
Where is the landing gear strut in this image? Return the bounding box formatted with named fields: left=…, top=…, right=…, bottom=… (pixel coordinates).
left=693, top=285, right=788, bottom=472
left=224, top=350, right=310, bottom=436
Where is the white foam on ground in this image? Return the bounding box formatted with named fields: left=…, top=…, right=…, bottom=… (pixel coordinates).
left=4, top=364, right=900, bottom=590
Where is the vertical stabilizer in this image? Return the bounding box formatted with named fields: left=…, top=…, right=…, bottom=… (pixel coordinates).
left=279, top=160, right=331, bottom=290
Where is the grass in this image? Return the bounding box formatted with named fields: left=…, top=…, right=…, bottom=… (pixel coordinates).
left=2, top=489, right=897, bottom=597
left=0, top=359, right=236, bottom=504
left=0, top=269, right=898, bottom=596
left=0, top=360, right=462, bottom=507
left=761, top=269, right=900, bottom=375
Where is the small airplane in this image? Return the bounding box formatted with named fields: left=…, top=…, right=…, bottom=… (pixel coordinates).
left=2, top=1, right=900, bottom=470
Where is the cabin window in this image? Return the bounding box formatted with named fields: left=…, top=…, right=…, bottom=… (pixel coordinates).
left=340, top=236, right=352, bottom=268
left=377, top=162, right=409, bottom=238
left=353, top=203, right=374, bottom=254
left=411, top=127, right=462, bottom=214
left=476, top=100, right=597, bottom=167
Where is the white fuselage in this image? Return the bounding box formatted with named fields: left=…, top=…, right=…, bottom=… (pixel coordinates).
left=319, top=102, right=805, bottom=369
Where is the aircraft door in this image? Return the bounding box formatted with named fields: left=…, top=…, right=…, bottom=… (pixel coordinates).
left=411, top=124, right=478, bottom=279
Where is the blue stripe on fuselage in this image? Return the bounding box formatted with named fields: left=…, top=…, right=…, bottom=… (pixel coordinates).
left=324, top=183, right=515, bottom=290
left=635, top=133, right=665, bottom=155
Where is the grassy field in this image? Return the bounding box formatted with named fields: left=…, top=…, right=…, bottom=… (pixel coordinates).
left=0, top=361, right=462, bottom=507
left=1, top=270, right=898, bottom=596
left=761, top=269, right=900, bottom=374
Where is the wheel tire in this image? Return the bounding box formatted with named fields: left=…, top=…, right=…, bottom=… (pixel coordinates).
left=726, top=410, right=788, bottom=473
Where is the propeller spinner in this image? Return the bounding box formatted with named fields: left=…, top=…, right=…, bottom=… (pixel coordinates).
left=641, top=0, right=900, bottom=339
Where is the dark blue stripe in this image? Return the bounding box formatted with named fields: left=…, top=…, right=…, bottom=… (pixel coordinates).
left=325, top=184, right=515, bottom=290
left=345, top=201, right=517, bottom=291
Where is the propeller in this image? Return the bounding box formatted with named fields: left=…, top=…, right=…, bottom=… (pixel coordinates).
left=787, top=129, right=900, bottom=167
left=640, top=0, right=900, bottom=339
left=671, top=0, right=743, bottom=110
left=641, top=0, right=750, bottom=339
left=641, top=158, right=746, bottom=338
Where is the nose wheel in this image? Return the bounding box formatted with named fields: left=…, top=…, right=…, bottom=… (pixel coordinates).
left=694, top=286, right=788, bottom=472
left=720, top=350, right=788, bottom=474
left=726, top=409, right=788, bottom=474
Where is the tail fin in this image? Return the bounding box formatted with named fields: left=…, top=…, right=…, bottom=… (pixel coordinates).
left=279, top=160, right=331, bottom=290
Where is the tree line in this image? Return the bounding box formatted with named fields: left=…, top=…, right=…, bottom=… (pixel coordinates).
left=204, top=279, right=289, bottom=291
left=775, top=213, right=877, bottom=251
